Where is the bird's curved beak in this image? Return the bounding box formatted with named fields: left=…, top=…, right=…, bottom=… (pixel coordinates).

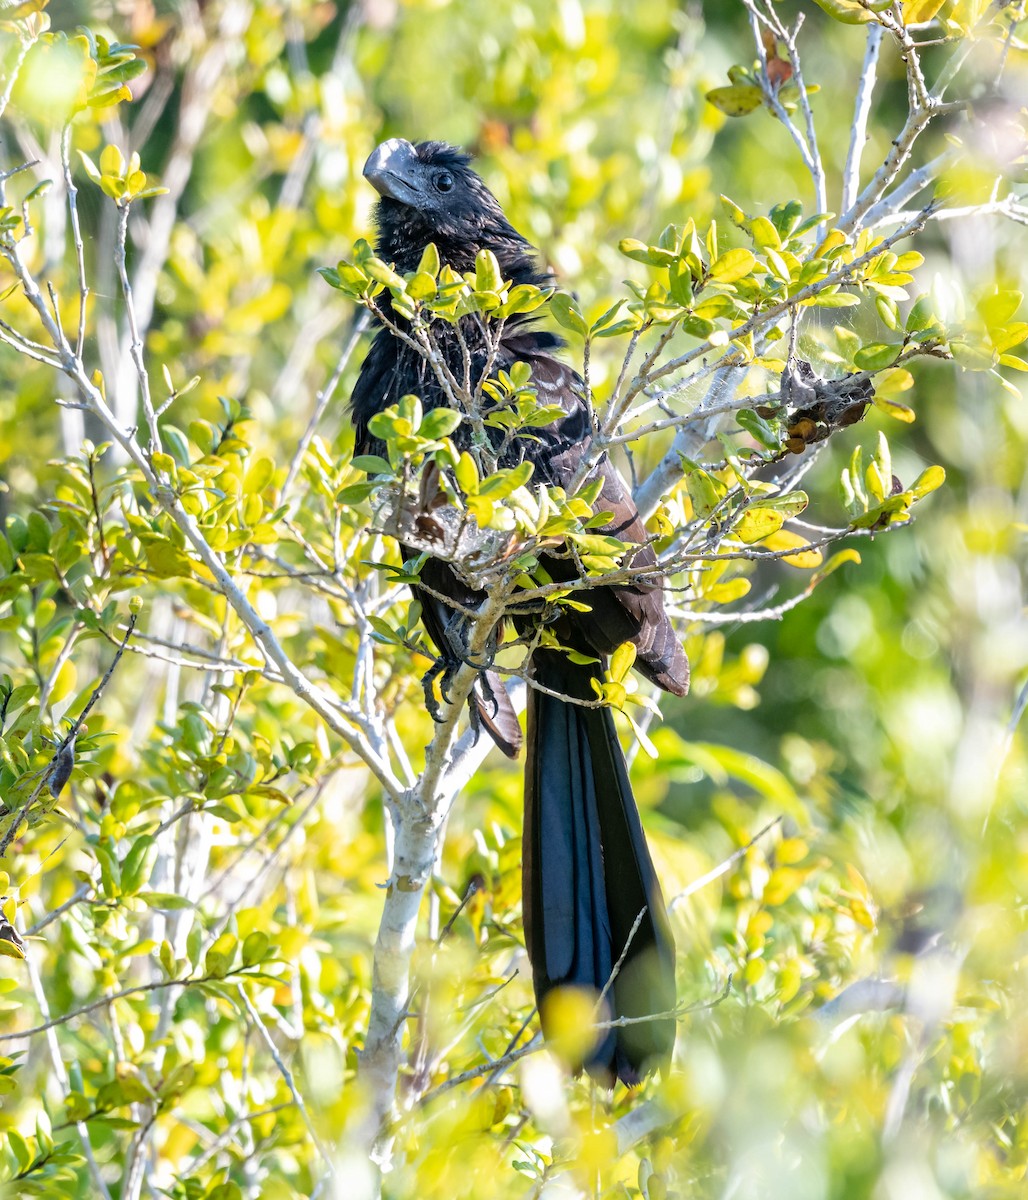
left=363, top=138, right=420, bottom=203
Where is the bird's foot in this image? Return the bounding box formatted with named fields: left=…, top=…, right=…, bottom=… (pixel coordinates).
left=442, top=609, right=496, bottom=674
left=420, top=642, right=497, bottom=725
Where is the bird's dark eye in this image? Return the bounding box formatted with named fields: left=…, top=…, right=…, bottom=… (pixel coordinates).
left=434, top=171, right=454, bottom=194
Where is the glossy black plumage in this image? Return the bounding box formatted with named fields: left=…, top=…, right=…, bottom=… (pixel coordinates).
left=350, top=139, right=688, bottom=1081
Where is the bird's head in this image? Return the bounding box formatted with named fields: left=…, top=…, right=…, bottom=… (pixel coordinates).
left=363, top=138, right=537, bottom=279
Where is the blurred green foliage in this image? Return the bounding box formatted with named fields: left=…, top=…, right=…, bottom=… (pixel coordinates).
left=0, top=1, right=1025, bottom=1198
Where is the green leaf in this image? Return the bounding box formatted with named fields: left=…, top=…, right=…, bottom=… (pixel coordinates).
left=720, top=195, right=752, bottom=233
left=364, top=257, right=405, bottom=289
left=609, top=642, right=636, bottom=684
left=95, top=842, right=122, bottom=899
left=336, top=483, right=375, bottom=505
left=499, top=284, right=550, bottom=316
left=734, top=506, right=785, bottom=544
left=418, top=408, right=462, bottom=440
left=876, top=294, right=900, bottom=330
left=706, top=84, right=763, bottom=117
left=618, top=238, right=675, bottom=267
left=26, top=510, right=51, bottom=552
left=737, top=408, right=781, bottom=450
left=681, top=314, right=715, bottom=339
left=115, top=1061, right=155, bottom=1103
left=477, top=460, right=534, bottom=499
left=765, top=247, right=792, bottom=282
left=204, top=932, right=238, bottom=978
left=142, top=539, right=193, bottom=580
left=853, top=343, right=900, bottom=371
left=78, top=150, right=102, bottom=184
left=977, top=290, right=1022, bottom=331
left=548, top=292, right=587, bottom=336
left=710, top=247, right=756, bottom=283
left=455, top=452, right=479, bottom=495
left=407, top=271, right=437, bottom=301
left=905, top=295, right=938, bottom=332
left=812, top=291, right=860, bottom=308
left=568, top=531, right=626, bottom=557
left=902, top=0, right=946, bottom=21
left=684, top=463, right=725, bottom=518
left=139, top=892, right=195, bottom=911
left=242, top=931, right=271, bottom=967
left=950, top=339, right=997, bottom=371
left=911, top=464, right=945, bottom=498
left=121, top=835, right=158, bottom=895
left=668, top=260, right=694, bottom=307
left=993, top=323, right=1028, bottom=353
left=872, top=395, right=916, bottom=422
left=244, top=456, right=275, bottom=493
left=770, top=201, right=804, bottom=239
left=352, top=454, right=392, bottom=475
left=475, top=248, right=503, bottom=294
left=811, top=0, right=880, bottom=22
left=417, top=242, right=440, bottom=277
left=750, top=217, right=781, bottom=251
left=24, top=179, right=52, bottom=202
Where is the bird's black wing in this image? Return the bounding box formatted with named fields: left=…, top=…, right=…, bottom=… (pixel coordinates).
left=503, top=339, right=689, bottom=697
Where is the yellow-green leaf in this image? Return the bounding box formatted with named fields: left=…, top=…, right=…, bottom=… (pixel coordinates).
left=455, top=452, right=479, bottom=495
left=811, top=0, right=879, bottom=23
left=734, top=507, right=785, bottom=544
left=609, top=642, right=636, bottom=684
left=902, top=0, right=947, bottom=23
left=706, top=84, right=763, bottom=117
left=710, top=247, right=756, bottom=284
left=808, top=549, right=861, bottom=587
left=763, top=529, right=823, bottom=568
left=911, top=464, right=945, bottom=498
left=99, top=143, right=125, bottom=177
left=853, top=342, right=899, bottom=371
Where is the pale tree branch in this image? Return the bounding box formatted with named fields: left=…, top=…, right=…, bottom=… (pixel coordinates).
left=361, top=584, right=514, bottom=1164
left=842, top=24, right=884, bottom=213
left=115, top=203, right=161, bottom=452
left=25, top=951, right=114, bottom=1200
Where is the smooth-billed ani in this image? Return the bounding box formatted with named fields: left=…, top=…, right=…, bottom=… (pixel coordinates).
left=351, top=138, right=689, bottom=1083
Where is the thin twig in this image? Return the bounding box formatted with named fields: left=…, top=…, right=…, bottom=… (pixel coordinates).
left=842, top=25, right=884, bottom=213
left=238, top=987, right=337, bottom=1181
left=26, top=879, right=96, bottom=937
left=668, top=817, right=783, bottom=910
left=282, top=311, right=370, bottom=502
left=0, top=969, right=244, bottom=1043
left=0, top=612, right=139, bottom=856
left=115, top=204, right=160, bottom=452
left=595, top=907, right=646, bottom=1014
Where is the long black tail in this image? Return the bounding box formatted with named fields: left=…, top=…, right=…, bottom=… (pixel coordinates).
left=523, top=649, right=676, bottom=1084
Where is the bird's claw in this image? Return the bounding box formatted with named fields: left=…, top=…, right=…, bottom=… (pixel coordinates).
left=420, top=643, right=497, bottom=726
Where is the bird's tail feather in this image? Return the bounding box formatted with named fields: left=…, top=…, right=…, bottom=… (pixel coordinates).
left=524, top=650, right=676, bottom=1084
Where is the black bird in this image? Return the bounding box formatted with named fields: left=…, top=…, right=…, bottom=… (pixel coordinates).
left=351, top=138, right=689, bottom=1083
